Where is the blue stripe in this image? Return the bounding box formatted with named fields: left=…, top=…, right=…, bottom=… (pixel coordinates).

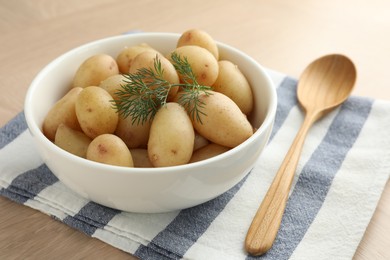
left=247, top=96, right=373, bottom=259
left=134, top=77, right=298, bottom=259
left=269, top=77, right=298, bottom=141
left=134, top=246, right=174, bottom=260
left=135, top=174, right=250, bottom=259
left=0, top=164, right=58, bottom=203
left=0, top=111, right=27, bottom=149
left=0, top=111, right=121, bottom=236
left=62, top=202, right=121, bottom=236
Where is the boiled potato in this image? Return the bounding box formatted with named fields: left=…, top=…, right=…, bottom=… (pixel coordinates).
left=73, top=54, right=119, bottom=88
left=75, top=86, right=118, bottom=139
left=86, top=134, right=133, bottom=167
left=54, top=123, right=92, bottom=158
left=129, top=51, right=180, bottom=101
left=43, top=87, right=82, bottom=141
left=116, top=43, right=155, bottom=73
left=130, top=148, right=154, bottom=167
left=98, top=74, right=127, bottom=101
left=189, top=143, right=230, bottom=163
left=148, top=102, right=195, bottom=167
left=169, top=45, right=219, bottom=86
left=171, top=89, right=185, bottom=103
left=115, top=114, right=151, bottom=149
left=212, top=60, right=254, bottom=115
left=193, top=132, right=209, bottom=151
left=177, top=29, right=219, bottom=60
left=192, top=91, right=253, bottom=148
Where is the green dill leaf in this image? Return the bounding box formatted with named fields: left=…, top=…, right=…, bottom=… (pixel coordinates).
left=112, top=53, right=212, bottom=125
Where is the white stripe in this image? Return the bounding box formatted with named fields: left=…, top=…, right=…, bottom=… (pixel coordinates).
left=183, top=98, right=338, bottom=259
left=0, top=130, right=43, bottom=188
left=182, top=72, right=290, bottom=259
left=93, top=228, right=141, bottom=254
left=25, top=182, right=89, bottom=220
left=24, top=199, right=68, bottom=220
left=97, top=210, right=179, bottom=253
left=290, top=100, right=390, bottom=260
left=183, top=108, right=303, bottom=259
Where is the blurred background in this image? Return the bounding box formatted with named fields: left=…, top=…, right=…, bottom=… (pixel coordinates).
left=1, top=1, right=389, bottom=127
left=1, top=1, right=389, bottom=259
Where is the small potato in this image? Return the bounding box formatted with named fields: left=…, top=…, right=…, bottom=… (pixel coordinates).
left=116, top=43, right=155, bottom=73
left=75, top=86, right=118, bottom=139
left=177, top=29, right=219, bottom=60
left=129, top=51, right=180, bottom=100
left=130, top=148, right=154, bottom=168
left=148, top=102, right=195, bottom=167
left=54, top=123, right=92, bottom=158
left=98, top=74, right=127, bottom=101
left=212, top=60, right=254, bottom=115
left=171, top=89, right=185, bottom=103
left=189, top=143, right=230, bottom=163
left=115, top=114, right=151, bottom=149
left=43, top=87, right=82, bottom=141
left=86, top=134, right=133, bottom=167
left=169, top=45, right=219, bottom=86
left=192, top=91, right=253, bottom=148
left=73, top=54, right=119, bottom=88
left=193, top=132, right=209, bottom=151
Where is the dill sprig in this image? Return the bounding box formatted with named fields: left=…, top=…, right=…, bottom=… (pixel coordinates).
left=113, top=53, right=212, bottom=125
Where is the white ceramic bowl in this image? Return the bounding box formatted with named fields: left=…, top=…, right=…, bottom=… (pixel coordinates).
left=24, top=33, right=277, bottom=213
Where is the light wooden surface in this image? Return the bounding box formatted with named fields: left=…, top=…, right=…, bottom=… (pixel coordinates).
left=0, top=0, right=389, bottom=259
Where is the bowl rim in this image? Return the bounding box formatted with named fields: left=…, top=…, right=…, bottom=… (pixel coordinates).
left=24, top=32, right=278, bottom=176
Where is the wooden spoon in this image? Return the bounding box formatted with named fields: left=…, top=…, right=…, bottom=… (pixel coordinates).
left=245, top=54, right=356, bottom=256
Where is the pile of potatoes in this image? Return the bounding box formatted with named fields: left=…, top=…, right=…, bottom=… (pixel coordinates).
left=42, top=29, right=255, bottom=168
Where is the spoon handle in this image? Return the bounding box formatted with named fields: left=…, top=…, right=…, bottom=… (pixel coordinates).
left=245, top=112, right=317, bottom=256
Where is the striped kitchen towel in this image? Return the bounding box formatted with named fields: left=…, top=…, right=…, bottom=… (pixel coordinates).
left=1, top=70, right=389, bottom=260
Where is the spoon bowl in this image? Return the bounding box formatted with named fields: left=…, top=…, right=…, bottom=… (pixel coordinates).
left=298, top=54, right=356, bottom=118
left=245, top=54, right=356, bottom=256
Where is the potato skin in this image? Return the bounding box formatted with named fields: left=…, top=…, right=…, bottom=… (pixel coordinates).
left=130, top=148, right=154, bottom=168
left=43, top=87, right=82, bottom=141
left=86, top=134, right=133, bottom=167
left=129, top=51, right=180, bottom=100
left=98, top=74, right=127, bottom=101
left=116, top=43, right=155, bottom=73
left=148, top=102, right=195, bottom=167
left=170, top=45, right=219, bottom=86
left=73, top=54, right=119, bottom=88
left=193, top=132, right=210, bottom=151
left=177, top=29, right=219, bottom=60
left=115, top=114, right=151, bottom=149
left=75, top=86, right=118, bottom=139
left=212, top=60, right=254, bottom=115
left=54, top=123, right=92, bottom=158
left=192, top=91, right=253, bottom=148
left=189, top=143, right=230, bottom=163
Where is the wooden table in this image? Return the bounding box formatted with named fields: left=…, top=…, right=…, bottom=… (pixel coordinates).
left=1, top=1, right=389, bottom=258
